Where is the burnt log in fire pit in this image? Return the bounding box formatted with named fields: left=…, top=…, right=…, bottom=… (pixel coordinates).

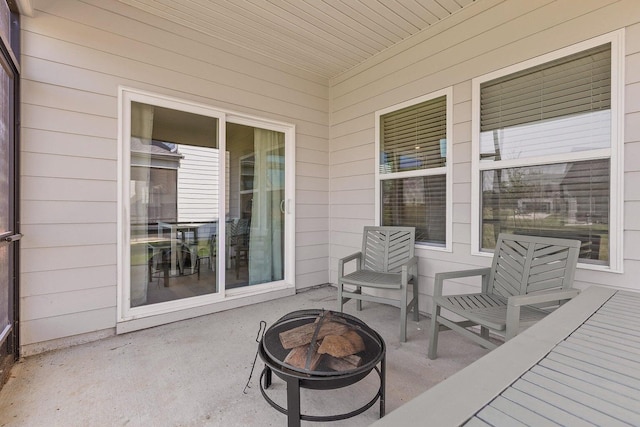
left=258, top=309, right=385, bottom=427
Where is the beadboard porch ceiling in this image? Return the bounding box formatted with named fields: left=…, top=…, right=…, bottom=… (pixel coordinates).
left=117, top=0, right=478, bottom=79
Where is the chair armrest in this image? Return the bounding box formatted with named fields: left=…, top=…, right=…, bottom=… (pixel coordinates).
left=433, top=267, right=492, bottom=297
left=508, top=289, right=580, bottom=307
left=408, top=256, right=418, bottom=264
left=338, top=251, right=362, bottom=278
left=505, top=288, right=580, bottom=341
left=401, top=256, right=418, bottom=269
left=401, top=256, right=419, bottom=283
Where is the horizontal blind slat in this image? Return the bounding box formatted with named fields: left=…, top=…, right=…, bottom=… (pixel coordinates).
left=381, top=95, right=447, bottom=174
left=480, top=44, right=611, bottom=132
left=381, top=174, right=446, bottom=245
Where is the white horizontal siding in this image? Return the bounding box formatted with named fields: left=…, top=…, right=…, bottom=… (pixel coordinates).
left=19, top=0, right=329, bottom=349
left=22, top=245, right=116, bottom=273
left=295, top=271, right=330, bottom=289
left=21, top=177, right=116, bottom=202
left=21, top=128, right=116, bottom=161
left=176, top=145, right=220, bottom=223
left=22, top=286, right=116, bottom=322
left=296, top=176, right=328, bottom=192
left=21, top=266, right=116, bottom=298
left=80, top=0, right=329, bottom=91
left=625, top=23, right=640, bottom=272
left=21, top=201, right=116, bottom=225
left=296, top=146, right=329, bottom=166
left=328, top=0, right=640, bottom=317
left=296, top=204, right=329, bottom=219
left=22, top=152, right=116, bottom=181
left=22, top=22, right=328, bottom=121
left=22, top=103, right=116, bottom=139
left=21, top=79, right=116, bottom=118
left=295, top=190, right=329, bottom=205
left=20, top=224, right=117, bottom=248
left=296, top=231, right=329, bottom=247
left=21, top=308, right=116, bottom=352
left=296, top=217, right=329, bottom=233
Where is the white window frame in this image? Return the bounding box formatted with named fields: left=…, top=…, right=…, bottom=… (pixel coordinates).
left=471, top=30, right=625, bottom=272
left=375, top=87, right=453, bottom=252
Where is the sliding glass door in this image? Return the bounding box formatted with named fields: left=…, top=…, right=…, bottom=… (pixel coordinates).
left=226, top=124, right=285, bottom=290
left=120, top=89, right=294, bottom=321
left=128, top=101, right=221, bottom=307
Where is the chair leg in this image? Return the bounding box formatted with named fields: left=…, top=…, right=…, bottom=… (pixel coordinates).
left=412, top=281, right=419, bottom=321
left=338, top=281, right=344, bottom=312
left=400, top=284, right=408, bottom=342
left=480, top=326, right=489, bottom=340
left=356, top=286, right=362, bottom=311
left=427, top=304, right=441, bottom=360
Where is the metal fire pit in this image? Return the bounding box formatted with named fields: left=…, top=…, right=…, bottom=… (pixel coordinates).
left=258, top=309, right=386, bottom=427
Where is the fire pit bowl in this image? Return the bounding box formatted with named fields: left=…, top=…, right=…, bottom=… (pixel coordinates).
left=258, top=309, right=386, bottom=426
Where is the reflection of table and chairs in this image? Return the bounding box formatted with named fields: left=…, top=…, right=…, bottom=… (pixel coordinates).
left=229, top=218, right=250, bottom=279
left=195, top=234, right=216, bottom=279
left=157, top=221, right=203, bottom=276
left=147, top=239, right=172, bottom=286
left=145, top=219, right=252, bottom=287
left=146, top=222, right=218, bottom=286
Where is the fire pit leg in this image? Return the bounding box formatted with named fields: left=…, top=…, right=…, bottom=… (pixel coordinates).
left=380, top=355, right=386, bottom=417
left=263, top=366, right=272, bottom=389
left=285, top=376, right=301, bottom=427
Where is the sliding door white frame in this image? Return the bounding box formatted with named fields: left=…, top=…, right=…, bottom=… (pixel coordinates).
left=117, top=87, right=295, bottom=331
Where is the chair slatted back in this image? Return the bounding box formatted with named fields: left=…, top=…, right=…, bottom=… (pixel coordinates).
left=489, top=234, right=581, bottom=299
left=361, top=226, right=415, bottom=273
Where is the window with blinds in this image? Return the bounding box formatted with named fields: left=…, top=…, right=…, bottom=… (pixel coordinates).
left=377, top=92, right=450, bottom=247
left=479, top=44, right=611, bottom=161
left=381, top=175, right=446, bottom=245
left=476, top=41, right=615, bottom=266
left=380, top=95, right=446, bottom=173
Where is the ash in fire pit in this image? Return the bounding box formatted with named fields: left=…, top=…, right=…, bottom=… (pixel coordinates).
left=259, top=309, right=385, bottom=426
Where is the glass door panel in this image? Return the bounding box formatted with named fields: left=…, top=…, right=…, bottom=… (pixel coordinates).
left=129, top=102, right=221, bottom=307
left=0, top=60, right=12, bottom=343
left=226, top=124, right=285, bottom=289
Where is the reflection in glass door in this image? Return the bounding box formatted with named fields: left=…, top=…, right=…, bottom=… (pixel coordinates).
left=129, top=102, right=221, bottom=307
left=226, top=124, right=285, bottom=289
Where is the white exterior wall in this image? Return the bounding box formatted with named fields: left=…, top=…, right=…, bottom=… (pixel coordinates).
left=328, top=0, right=640, bottom=315
left=176, top=145, right=220, bottom=224
left=19, top=0, right=329, bottom=353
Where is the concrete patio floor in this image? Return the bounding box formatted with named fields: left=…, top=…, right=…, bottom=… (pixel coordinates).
left=0, top=285, right=491, bottom=426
